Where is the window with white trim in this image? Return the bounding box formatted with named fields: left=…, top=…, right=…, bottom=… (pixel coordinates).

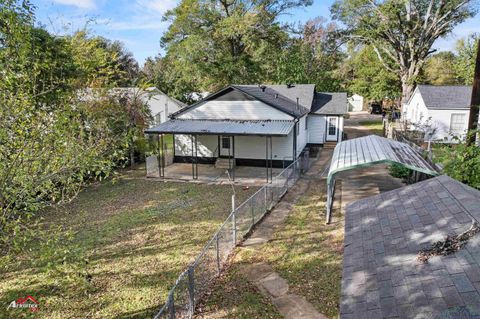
left=450, top=113, right=466, bottom=135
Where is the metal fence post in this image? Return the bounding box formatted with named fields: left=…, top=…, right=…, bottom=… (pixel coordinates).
left=250, top=200, right=255, bottom=226
left=168, top=294, right=175, bottom=319
left=215, top=234, right=220, bottom=275
left=232, top=212, right=237, bottom=247
left=264, top=186, right=267, bottom=213
left=187, top=266, right=195, bottom=315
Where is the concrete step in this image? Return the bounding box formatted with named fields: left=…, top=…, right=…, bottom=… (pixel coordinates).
left=215, top=158, right=235, bottom=169
left=323, top=142, right=337, bottom=149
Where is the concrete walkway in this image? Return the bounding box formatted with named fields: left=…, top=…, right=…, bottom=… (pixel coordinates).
left=229, top=112, right=404, bottom=318
left=237, top=151, right=333, bottom=319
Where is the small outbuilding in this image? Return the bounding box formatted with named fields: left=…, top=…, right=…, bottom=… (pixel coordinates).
left=341, top=175, right=480, bottom=318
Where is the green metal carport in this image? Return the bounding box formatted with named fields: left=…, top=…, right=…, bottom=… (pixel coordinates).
left=325, top=135, right=440, bottom=224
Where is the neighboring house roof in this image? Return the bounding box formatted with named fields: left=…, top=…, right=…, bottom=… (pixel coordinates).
left=416, top=85, right=471, bottom=110
left=341, top=175, right=480, bottom=318
left=311, top=92, right=348, bottom=115
left=78, top=87, right=187, bottom=108
left=145, top=119, right=294, bottom=136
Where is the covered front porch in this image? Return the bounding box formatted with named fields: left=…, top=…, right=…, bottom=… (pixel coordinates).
left=145, top=119, right=301, bottom=184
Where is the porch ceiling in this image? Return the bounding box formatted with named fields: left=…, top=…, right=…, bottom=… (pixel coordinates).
left=145, top=119, right=295, bottom=136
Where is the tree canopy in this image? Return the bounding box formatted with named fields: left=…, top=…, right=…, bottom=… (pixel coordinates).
left=332, top=0, right=478, bottom=102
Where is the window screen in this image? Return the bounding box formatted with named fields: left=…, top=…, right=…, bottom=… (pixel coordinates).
left=450, top=114, right=466, bottom=135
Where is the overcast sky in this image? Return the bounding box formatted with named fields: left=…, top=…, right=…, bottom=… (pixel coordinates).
left=33, top=0, right=480, bottom=65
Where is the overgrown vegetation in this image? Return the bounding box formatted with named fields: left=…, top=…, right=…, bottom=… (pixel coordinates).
left=0, top=1, right=152, bottom=256
left=388, top=163, right=413, bottom=181
left=0, top=167, right=258, bottom=318
left=434, top=132, right=480, bottom=190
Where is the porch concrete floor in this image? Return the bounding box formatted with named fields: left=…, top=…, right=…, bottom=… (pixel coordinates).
left=152, top=163, right=285, bottom=186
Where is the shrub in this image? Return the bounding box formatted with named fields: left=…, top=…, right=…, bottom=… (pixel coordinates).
left=389, top=163, right=413, bottom=180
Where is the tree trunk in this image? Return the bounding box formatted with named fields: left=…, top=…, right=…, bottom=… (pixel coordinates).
left=401, top=81, right=415, bottom=105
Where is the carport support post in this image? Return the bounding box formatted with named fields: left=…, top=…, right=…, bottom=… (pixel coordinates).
left=326, top=179, right=335, bottom=224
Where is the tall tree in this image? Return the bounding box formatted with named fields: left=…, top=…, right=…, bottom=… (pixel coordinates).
left=454, top=33, right=480, bottom=85
left=275, top=17, right=345, bottom=91
left=332, top=0, right=477, bottom=103
left=342, top=45, right=401, bottom=101
left=156, top=0, right=311, bottom=98
left=69, top=31, right=139, bottom=88
left=421, top=51, right=461, bottom=85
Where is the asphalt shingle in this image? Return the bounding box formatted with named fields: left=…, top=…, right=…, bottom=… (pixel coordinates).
left=341, top=175, right=480, bottom=318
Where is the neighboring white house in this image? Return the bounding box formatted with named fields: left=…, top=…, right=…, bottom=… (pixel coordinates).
left=108, top=87, right=185, bottom=127
left=145, top=84, right=348, bottom=169
left=347, top=94, right=364, bottom=112
left=402, top=85, right=472, bottom=142
left=79, top=87, right=185, bottom=126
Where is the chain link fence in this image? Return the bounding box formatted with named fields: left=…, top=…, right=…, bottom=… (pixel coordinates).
left=153, top=157, right=307, bottom=319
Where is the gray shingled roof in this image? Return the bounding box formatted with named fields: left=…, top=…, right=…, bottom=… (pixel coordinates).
left=417, top=85, right=472, bottom=110
left=145, top=119, right=294, bottom=136
left=341, top=175, right=480, bottom=319
left=311, top=92, right=348, bottom=114
left=236, top=84, right=316, bottom=110
left=232, top=85, right=310, bottom=117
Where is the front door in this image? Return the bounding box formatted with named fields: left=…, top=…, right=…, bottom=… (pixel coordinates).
left=326, top=116, right=339, bottom=141
left=219, top=136, right=233, bottom=157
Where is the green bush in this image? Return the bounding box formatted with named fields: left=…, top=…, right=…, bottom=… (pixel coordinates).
left=389, top=163, right=413, bottom=180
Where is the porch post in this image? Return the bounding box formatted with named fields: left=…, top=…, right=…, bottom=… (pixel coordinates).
left=195, top=135, right=198, bottom=179
left=269, top=136, right=273, bottom=183
left=191, top=135, right=195, bottom=180
left=157, top=134, right=162, bottom=178
left=232, top=135, right=235, bottom=181
left=265, top=136, right=269, bottom=183
left=160, top=134, right=165, bottom=177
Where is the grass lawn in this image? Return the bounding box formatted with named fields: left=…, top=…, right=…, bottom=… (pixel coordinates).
left=199, top=180, right=344, bottom=318
left=359, top=120, right=384, bottom=136
left=0, top=166, right=258, bottom=319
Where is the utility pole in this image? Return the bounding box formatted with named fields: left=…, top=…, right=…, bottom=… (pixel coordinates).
left=466, top=39, right=480, bottom=146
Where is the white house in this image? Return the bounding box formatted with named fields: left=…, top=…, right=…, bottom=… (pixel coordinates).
left=347, top=94, right=364, bottom=112
left=402, top=85, right=472, bottom=142
left=109, top=87, right=186, bottom=127
left=145, top=84, right=348, bottom=170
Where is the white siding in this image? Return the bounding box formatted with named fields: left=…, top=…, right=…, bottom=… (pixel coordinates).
left=308, top=115, right=326, bottom=144
left=296, top=115, right=308, bottom=155
left=402, top=90, right=429, bottom=125
left=235, top=134, right=293, bottom=160
left=174, top=134, right=293, bottom=160
left=348, top=94, right=364, bottom=112
left=178, top=100, right=293, bottom=120
left=175, top=135, right=218, bottom=157
left=427, top=109, right=470, bottom=141
left=148, top=93, right=182, bottom=126
left=403, top=89, right=470, bottom=142
left=338, top=116, right=345, bottom=142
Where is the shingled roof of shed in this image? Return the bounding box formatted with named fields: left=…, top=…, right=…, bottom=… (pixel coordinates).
left=341, top=175, right=480, bottom=318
